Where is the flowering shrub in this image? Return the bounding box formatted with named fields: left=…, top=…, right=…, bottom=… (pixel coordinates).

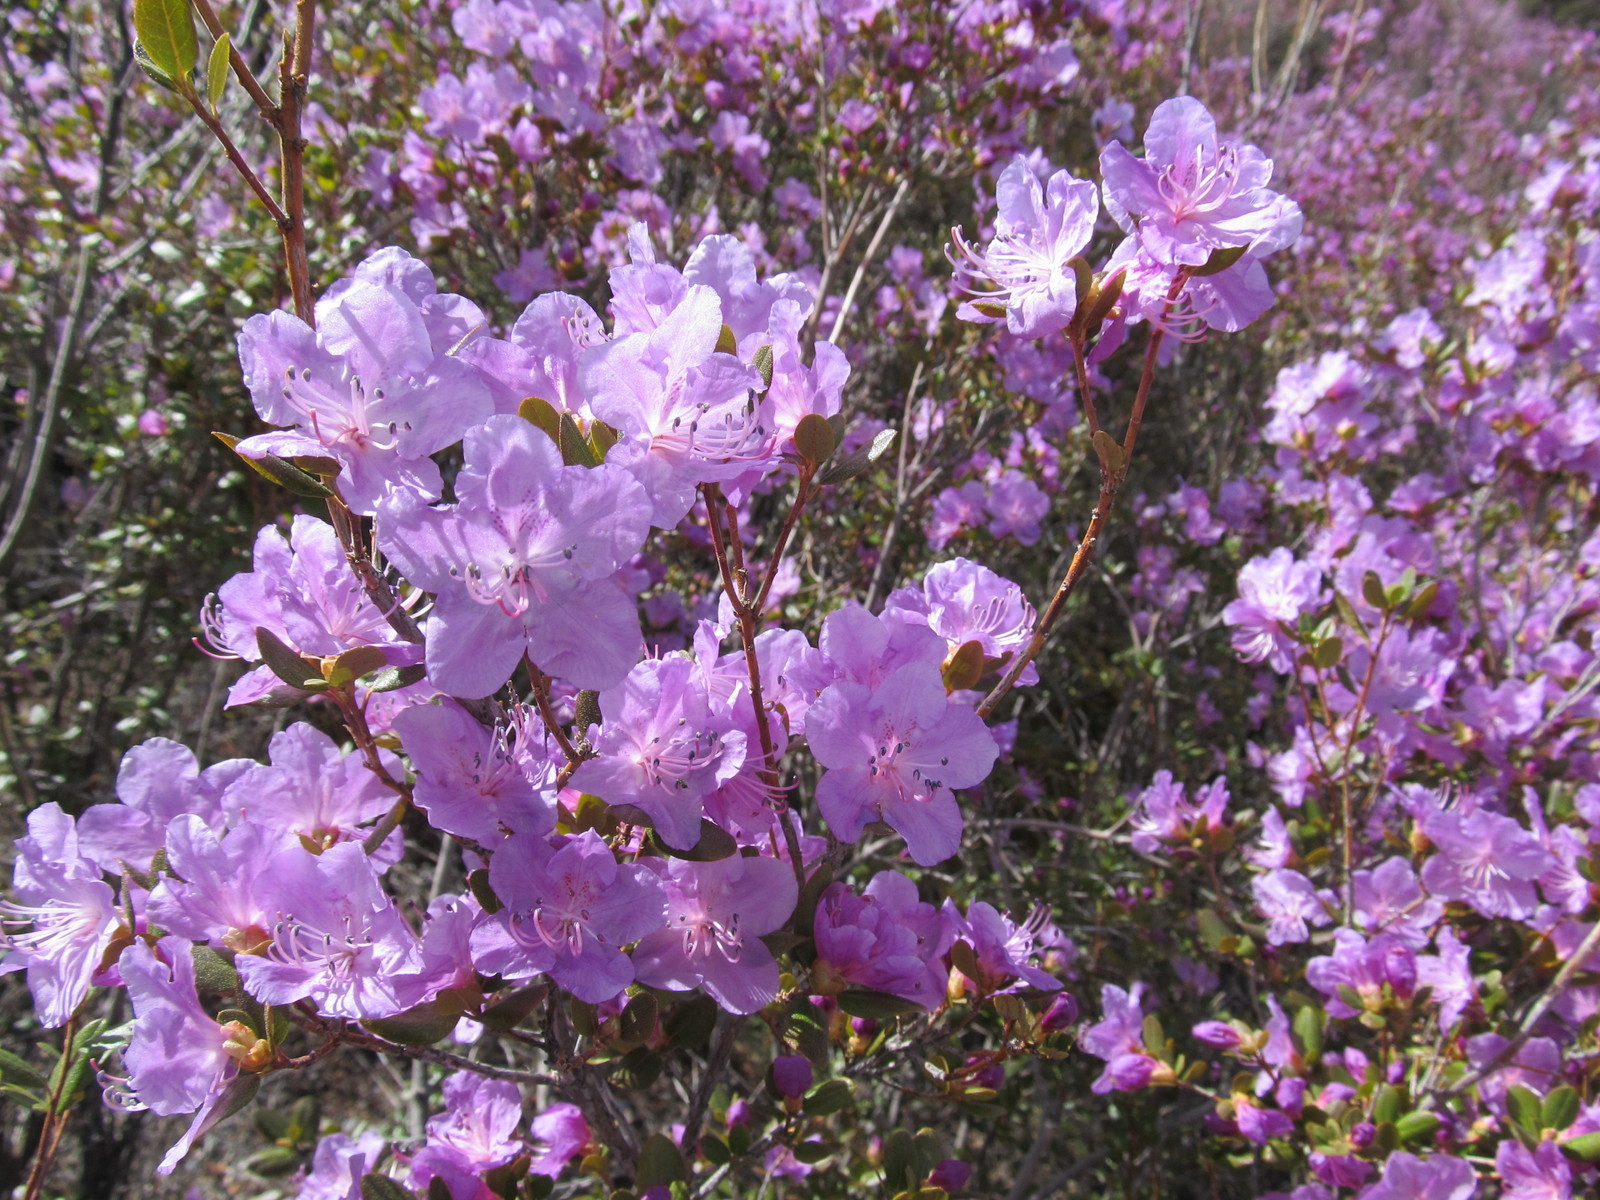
left=4, top=1, right=1600, bottom=1199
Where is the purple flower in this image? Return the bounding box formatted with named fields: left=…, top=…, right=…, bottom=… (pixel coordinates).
left=1497, top=1140, right=1571, bottom=1200
left=472, top=830, right=665, bottom=1004
left=528, top=1103, right=590, bottom=1177
left=945, top=899, right=1061, bottom=992
left=1222, top=548, right=1324, bottom=673
left=295, top=1133, right=388, bottom=1200
left=1100, top=97, right=1301, bottom=271
left=0, top=804, right=123, bottom=1027
left=118, top=937, right=240, bottom=1116
left=570, top=654, right=747, bottom=850
left=581, top=283, right=766, bottom=528
left=984, top=471, right=1050, bottom=545
left=812, top=872, right=955, bottom=1009
left=949, top=154, right=1099, bottom=338
left=1421, top=807, right=1553, bottom=920
left=882, top=557, right=1038, bottom=686
left=1418, top=927, right=1478, bottom=1029
left=806, top=661, right=998, bottom=865
left=393, top=701, right=558, bottom=844
left=236, top=842, right=419, bottom=1019
left=416, top=1072, right=525, bottom=1176
left=200, top=515, right=422, bottom=708
left=1358, top=1151, right=1477, bottom=1200
left=1129, top=770, right=1230, bottom=853
left=1251, top=868, right=1333, bottom=946
left=76, top=738, right=242, bottom=874
left=1306, top=930, right=1417, bottom=1018
left=222, top=723, right=398, bottom=850
left=235, top=248, right=494, bottom=514
left=1081, top=982, right=1164, bottom=1094
left=771, top=1054, right=813, bottom=1101
left=146, top=817, right=301, bottom=952
left=630, top=854, right=797, bottom=1014
left=378, top=413, right=652, bottom=696
left=1232, top=1094, right=1294, bottom=1146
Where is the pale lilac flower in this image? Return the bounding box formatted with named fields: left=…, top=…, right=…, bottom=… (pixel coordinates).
left=570, top=654, right=747, bottom=851
left=235, top=248, right=494, bottom=513
left=1357, top=1151, right=1477, bottom=1200
left=236, top=842, right=419, bottom=1020
left=473, top=831, right=665, bottom=1004
left=1100, top=97, right=1301, bottom=270
left=1497, top=1141, right=1571, bottom=1200
left=806, top=661, right=998, bottom=865
left=76, top=738, right=243, bottom=874
left=1420, top=808, right=1553, bottom=920
left=882, top=558, right=1038, bottom=685
left=949, top=154, right=1099, bottom=338
left=200, top=515, right=421, bottom=708
left=1251, top=868, right=1332, bottom=946
left=412, top=1072, right=525, bottom=1186
left=945, top=899, right=1062, bottom=992
left=0, top=804, right=123, bottom=1027
left=393, top=701, right=558, bottom=844
left=1352, top=857, right=1442, bottom=947
left=1081, top=982, right=1161, bottom=1094
left=528, top=1103, right=590, bottom=1177
left=222, top=723, right=397, bottom=850
left=812, top=872, right=955, bottom=1009
left=118, top=936, right=238, bottom=1117
left=147, top=817, right=302, bottom=953
left=1222, top=548, right=1324, bottom=673
left=378, top=414, right=652, bottom=696
left=631, top=855, right=797, bottom=1014
left=296, top=1133, right=388, bottom=1200
left=1418, top=927, right=1477, bottom=1029
left=581, top=283, right=766, bottom=528
left=1129, top=770, right=1230, bottom=853
left=1307, top=930, right=1417, bottom=1018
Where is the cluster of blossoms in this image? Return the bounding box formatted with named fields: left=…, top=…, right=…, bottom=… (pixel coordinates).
left=1069, top=52, right=1600, bottom=1200
left=0, top=83, right=1311, bottom=1194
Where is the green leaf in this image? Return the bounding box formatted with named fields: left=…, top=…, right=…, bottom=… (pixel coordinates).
left=556, top=413, right=598, bottom=468
left=246, top=1145, right=304, bottom=1177
left=947, top=939, right=983, bottom=985
left=940, top=642, right=985, bottom=694
left=792, top=1140, right=835, bottom=1165
left=1292, top=1005, right=1323, bottom=1060
left=1091, top=429, right=1126, bottom=476
left=1543, top=1085, right=1581, bottom=1132
left=752, top=344, right=774, bottom=389
left=214, top=431, right=335, bottom=498
left=612, top=1047, right=664, bottom=1090
left=327, top=645, right=389, bottom=687
left=1360, top=570, right=1388, bottom=612
left=815, top=428, right=896, bottom=486
left=0, top=1049, right=48, bottom=1093
left=803, top=1078, right=854, bottom=1117
left=882, top=1130, right=918, bottom=1194
left=838, top=989, right=925, bottom=1021
left=361, top=999, right=465, bottom=1046
left=192, top=944, right=240, bottom=994
left=636, top=1134, right=686, bottom=1189
left=1561, top=1131, right=1600, bottom=1162
left=1508, top=1084, right=1542, bottom=1135
left=1310, top=636, right=1343, bottom=670
left=662, top=995, right=718, bottom=1051
left=367, top=664, right=428, bottom=694
left=1193, top=244, right=1248, bottom=277
left=649, top=819, right=737, bottom=862
left=701, top=1134, right=730, bottom=1166
left=360, top=1174, right=416, bottom=1200
left=1371, top=1084, right=1404, bottom=1126
left=255, top=627, right=320, bottom=690
left=1395, top=1110, right=1440, bottom=1143
left=206, top=32, right=230, bottom=111
left=618, top=992, right=658, bottom=1047
left=794, top=413, right=837, bottom=466
left=517, top=397, right=562, bottom=442
left=133, top=40, right=182, bottom=93
left=1333, top=590, right=1369, bottom=637
left=1406, top=578, right=1441, bottom=621
left=133, top=0, right=198, bottom=88
left=714, top=324, right=738, bottom=356
left=478, top=981, right=549, bottom=1031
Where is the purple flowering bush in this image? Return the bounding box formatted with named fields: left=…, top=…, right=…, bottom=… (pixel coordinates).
left=6, top=0, right=1600, bottom=1198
